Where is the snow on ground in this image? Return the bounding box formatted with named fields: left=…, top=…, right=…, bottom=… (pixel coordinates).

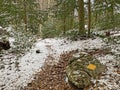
left=0, top=37, right=105, bottom=90
left=92, top=54, right=120, bottom=90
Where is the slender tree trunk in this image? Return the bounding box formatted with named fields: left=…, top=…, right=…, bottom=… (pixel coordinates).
left=78, top=0, right=85, bottom=35
left=88, top=0, right=91, bottom=36
left=111, top=2, right=115, bottom=30
left=63, top=3, right=66, bottom=34
left=24, top=2, right=28, bottom=32
left=63, top=15, right=66, bottom=34
left=69, top=8, right=74, bottom=30
left=95, top=12, right=98, bottom=27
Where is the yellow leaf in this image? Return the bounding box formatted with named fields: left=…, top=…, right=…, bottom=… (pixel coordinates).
left=87, top=64, right=96, bottom=70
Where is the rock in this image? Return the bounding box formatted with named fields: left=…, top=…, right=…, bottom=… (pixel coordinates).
left=0, top=39, right=10, bottom=51
left=0, top=64, right=5, bottom=69
left=27, top=83, right=32, bottom=87
left=105, top=31, right=110, bottom=36
left=66, top=54, right=106, bottom=89
left=36, top=50, right=41, bottom=53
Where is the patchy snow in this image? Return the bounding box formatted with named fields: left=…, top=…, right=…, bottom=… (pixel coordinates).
left=0, top=26, right=3, bottom=29
left=5, top=25, right=13, bottom=32
left=9, top=37, right=15, bottom=47
left=95, top=55, right=120, bottom=89
left=0, top=37, right=106, bottom=90
left=0, top=35, right=120, bottom=90
left=90, top=34, right=120, bottom=90
left=112, top=33, right=120, bottom=37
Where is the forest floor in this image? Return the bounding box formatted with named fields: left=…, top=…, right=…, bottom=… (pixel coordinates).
left=24, top=37, right=120, bottom=90
left=0, top=29, right=120, bottom=90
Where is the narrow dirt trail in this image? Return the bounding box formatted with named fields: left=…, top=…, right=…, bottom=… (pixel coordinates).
left=24, top=50, right=80, bottom=90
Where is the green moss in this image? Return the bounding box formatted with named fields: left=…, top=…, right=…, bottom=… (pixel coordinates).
left=66, top=53, right=106, bottom=88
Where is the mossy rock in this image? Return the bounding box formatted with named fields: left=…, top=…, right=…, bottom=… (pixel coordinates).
left=66, top=54, right=106, bottom=88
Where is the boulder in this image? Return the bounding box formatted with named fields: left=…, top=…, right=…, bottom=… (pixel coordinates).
left=66, top=54, right=106, bottom=89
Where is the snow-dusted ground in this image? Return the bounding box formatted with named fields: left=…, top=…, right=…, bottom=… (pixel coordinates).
left=95, top=55, right=119, bottom=90
left=0, top=36, right=120, bottom=90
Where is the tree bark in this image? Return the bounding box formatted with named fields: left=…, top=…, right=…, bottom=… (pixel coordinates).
left=78, top=0, right=85, bottom=35
left=24, top=1, right=28, bottom=32
left=111, top=1, right=115, bottom=30
left=88, top=0, right=91, bottom=36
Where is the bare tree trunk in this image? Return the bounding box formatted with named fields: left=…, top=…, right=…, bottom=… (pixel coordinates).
left=111, top=2, right=115, bottom=30
left=69, top=7, right=74, bottom=30
left=63, top=16, right=66, bottom=34
left=24, top=2, right=28, bottom=32
left=78, top=0, right=85, bottom=35
left=88, top=0, right=91, bottom=36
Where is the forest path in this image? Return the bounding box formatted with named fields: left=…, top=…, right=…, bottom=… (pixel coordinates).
left=0, top=37, right=119, bottom=90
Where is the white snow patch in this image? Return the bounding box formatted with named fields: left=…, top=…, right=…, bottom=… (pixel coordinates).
left=9, top=37, right=15, bottom=47
left=0, top=26, right=3, bottom=29
left=0, top=37, right=105, bottom=90
left=112, top=33, right=120, bottom=37
left=5, top=25, right=13, bottom=32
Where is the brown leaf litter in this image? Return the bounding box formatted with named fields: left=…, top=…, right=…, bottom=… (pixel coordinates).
left=23, top=50, right=84, bottom=90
